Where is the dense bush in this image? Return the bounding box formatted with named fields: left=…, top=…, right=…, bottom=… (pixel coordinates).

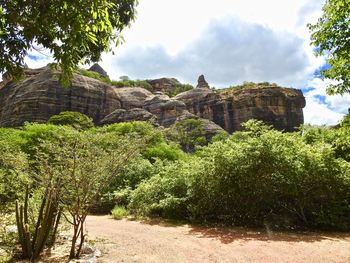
left=0, top=140, right=29, bottom=212
left=111, top=206, right=129, bottom=220
left=98, top=121, right=186, bottom=161
left=189, top=121, right=350, bottom=230
left=128, top=160, right=192, bottom=219
left=129, top=120, right=350, bottom=230
left=166, top=118, right=207, bottom=152
left=47, top=111, right=94, bottom=130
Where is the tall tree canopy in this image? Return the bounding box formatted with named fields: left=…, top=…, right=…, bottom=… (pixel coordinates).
left=0, top=0, right=138, bottom=85
left=309, top=0, right=350, bottom=95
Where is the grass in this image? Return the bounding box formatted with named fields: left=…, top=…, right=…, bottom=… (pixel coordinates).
left=111, top=206, right=129, bottom=220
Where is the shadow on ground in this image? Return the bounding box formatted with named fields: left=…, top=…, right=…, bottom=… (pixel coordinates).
left=188, top=225, right=350, bottom=244
left=136, top=217, right=350, bottom=244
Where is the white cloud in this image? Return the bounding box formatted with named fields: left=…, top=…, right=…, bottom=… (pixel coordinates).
left=107, top=17, right=310, bottom=87
left=303, top=77, right=348, bottom=125
left=303, top=97, right=343, bottom=125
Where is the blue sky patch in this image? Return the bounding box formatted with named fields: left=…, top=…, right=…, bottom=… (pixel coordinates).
left=313, top=63, right=331, bottom=78
left=301, top=86, right=316, bottom=93
left=28, top=54, right=40, bottom=61
left=313, top=94, right=327, bottom=105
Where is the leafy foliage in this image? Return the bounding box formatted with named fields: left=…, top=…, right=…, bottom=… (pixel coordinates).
left=0, top=140, right=29, bottom=212
left=0, top=0, right=138, bottom=86
left=166, top=118, right=207, bottom=152
left=308, top=0, right=350, bottom=94
left=216, top=81, right=279, bottom=94
left=189, top=121, right=350, bottom=229
left=47, top=111, right=94, bottom=130
left=165, top=84, right=193, bottom=97
left=111, top=79, right=153, bottom=91
left=111, top=206, right=129, bottom=220
left=129, top=160, right=191, bottom=219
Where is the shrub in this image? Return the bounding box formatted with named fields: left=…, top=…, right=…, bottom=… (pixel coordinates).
left=0, top=140, right=29, bottom=212
left=76, top=68, right=110, bottom=84
left=189, top=121, right=350, bottom=230
left=47, top=111, right=94, bottom=130
left=111, top=206, right=129, bottom=220
left=166, top=84, right=193, bottom=97
left=143, top=142, right=185, bottom=162
left=166, top=118, right=207, bottom=152
left=128, top=160, right=192, bottom=219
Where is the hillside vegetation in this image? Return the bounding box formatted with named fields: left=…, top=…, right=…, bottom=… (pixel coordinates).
left=1, top=113, right=350, bottom=261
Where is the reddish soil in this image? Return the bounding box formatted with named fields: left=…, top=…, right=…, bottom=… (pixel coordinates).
left=86, top=215, right=350, bottom=263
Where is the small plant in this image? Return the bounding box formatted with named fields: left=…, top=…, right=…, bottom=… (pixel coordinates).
left=111, top=206, right=129, bottom=220
left=47, top=111, right=94, bottom=130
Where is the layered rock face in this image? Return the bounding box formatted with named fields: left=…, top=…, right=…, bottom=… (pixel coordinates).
left=0, top=66, right=305, bottom=133
left=0, top=67, right=122, bottom=127
left=175, top=83, right=305, bottom=132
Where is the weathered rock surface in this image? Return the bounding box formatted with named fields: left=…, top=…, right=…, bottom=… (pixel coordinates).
left=143, top=94, right=190, bottom=127
left=0, top=67, right=305, bottom=133
left=175, top=80, right=305, bottom=132
left=100, top=108, right=155, bottom=125
left=115, top=87, right=153, bottom=110
left=196, top=75, right=210, bottom=89
left=147, top=78, right=182, bottom=94
left=0, top=66, right=122, bottom=126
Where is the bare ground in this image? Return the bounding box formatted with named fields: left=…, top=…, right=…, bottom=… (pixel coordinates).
left=85, top=215, right=350, bottom=263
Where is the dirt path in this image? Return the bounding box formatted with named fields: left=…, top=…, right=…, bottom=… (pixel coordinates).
left=86, top=215, right=350, bottom=263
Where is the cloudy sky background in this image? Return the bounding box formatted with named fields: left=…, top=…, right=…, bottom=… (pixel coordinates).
left=25, top=0, right=350, bottom=125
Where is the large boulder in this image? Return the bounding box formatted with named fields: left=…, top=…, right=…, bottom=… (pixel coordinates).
left=100, top=108, right=155, bottom=125
left=115, top=87, right=154, bottom=109
left=143, top=94, right=190, bottom=127
left=147, top=78, right=182, bottom=94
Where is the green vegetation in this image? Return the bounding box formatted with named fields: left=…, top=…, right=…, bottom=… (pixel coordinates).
left=166, top=118, right=207, bottom=152
left=165, top=84, right=193, bottom=97
left=215, top=81, right=279, bottom=94
left=76, top=68, right=111, bottom=83
left=111, top=206, right=129, bottom=220
left=76, top=68, right=194, bottom=96
left=1, top=113, right=350, bottom=260
left=47, top=111, right=94, bottom=130
left=308, top=0, right=350, bottom=95
left=76, top=68, right=154, bottom=90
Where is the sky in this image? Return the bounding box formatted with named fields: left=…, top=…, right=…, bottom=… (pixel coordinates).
left=24, top=0, right=350, bottom=125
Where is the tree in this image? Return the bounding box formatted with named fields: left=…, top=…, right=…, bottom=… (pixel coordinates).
left=308, top=0, right=350, bottom=95
left=0, top=0, right=138, bottom=85
left=37, top=130, right=143, bottom=258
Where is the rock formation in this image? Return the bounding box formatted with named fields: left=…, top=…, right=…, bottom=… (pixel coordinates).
left=175, top=84, right=305, bottom=132
left=196, top=75, right=210, bottom=89
left=101, top=108, right=155, bottom=125
left=0, top=67, right=305, bottom=133
left=89, top=63, right=109, bottom=78
left=147, top=78, right=182, bottom=94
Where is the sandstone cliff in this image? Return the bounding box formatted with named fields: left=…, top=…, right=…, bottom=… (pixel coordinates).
left=175, top=84, right=305, bottom=132
left=0, top=66, right=305, bottom=133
